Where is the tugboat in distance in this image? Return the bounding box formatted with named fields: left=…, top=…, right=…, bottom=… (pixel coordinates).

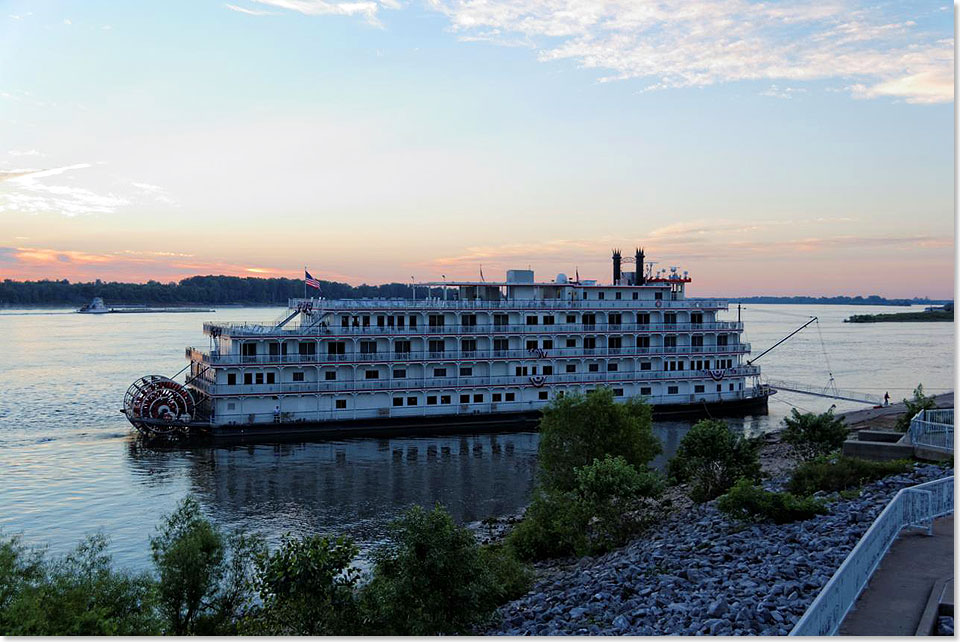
left=77, top=297, right=110, bottom=314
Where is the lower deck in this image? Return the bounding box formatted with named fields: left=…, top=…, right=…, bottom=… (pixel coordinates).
left=180, top=391, right=771, bottom=442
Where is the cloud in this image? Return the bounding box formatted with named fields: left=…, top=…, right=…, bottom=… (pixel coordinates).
left=224, top=4, right=277, bottom=15
left=0, top=164, right=128, bottom=216
left=425, top=0, right=952, bottom=104
left=241, top=0, right=393, bottom=24
left=0, top=245, right=301, bottom=282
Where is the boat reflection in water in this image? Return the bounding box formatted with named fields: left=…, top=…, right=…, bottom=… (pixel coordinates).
left=126, top=431, right=540, bottom=555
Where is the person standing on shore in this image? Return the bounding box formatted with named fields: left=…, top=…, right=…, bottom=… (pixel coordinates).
left=884, top=392, right=890, bottom=406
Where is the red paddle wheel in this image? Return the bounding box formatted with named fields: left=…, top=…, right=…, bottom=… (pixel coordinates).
left=123, top=375, right=196, bottom=437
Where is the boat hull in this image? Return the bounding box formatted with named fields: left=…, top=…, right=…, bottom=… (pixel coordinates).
left=187, top=392, right=771, bottom=443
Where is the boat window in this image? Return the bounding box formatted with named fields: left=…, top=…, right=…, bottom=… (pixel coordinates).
left=433, top=368, right=447, bottom=377
left=668, top=385, right=679, bottom=395
left=365, top=370, right=379, bottom=379
left=293, top=372, right=304, bottom=382
left=336, top=399, right=347, bottom=409
left=427, top=396, right=438, bottom=405
left=505, top=392, right=515, bottom=402
left=393, top=397, right=403, bottom=407
left=227, top=373, right=237, bottom=385
left=406, top=397, right=417, bottom=405
left=492, top=393, right=502, bottom=402
left=459, top=366, right=472, bottom=376
left=538, top=391, right=548, bottom=400
left=460, top=394, right=470, bottom=404
left=566, top=364, right=576, bottom=373
left=640, top=386, right=651, bottom=395
left=473, top=394, right=483, bottom=403
left=393, top=369, right=406, bottom=378
left=325, top=371, right=336, bottom=380
left=640, top=361, right=651, bottom=370
left=607, top=363, right=618, bottom=372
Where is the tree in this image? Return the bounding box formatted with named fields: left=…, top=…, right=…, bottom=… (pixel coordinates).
left=150, top=497, right=258, bottom=635
left=781, top=407, right=848, bottom=459
left=894, top=384, right=938, bottom=432
left=361, top=504, right=503, bottom=635
left=667, top=419, right=762, bottom=502
left=508, top=456, right=664, bottom=560
left=537, top=388, right=661, bottom=493
left=0, top=534, right=161, bottom=635
left=247, top=535, right=361, bottom=635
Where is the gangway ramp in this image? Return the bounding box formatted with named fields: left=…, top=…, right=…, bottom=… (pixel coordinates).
left=766, top=379, right=881, bottom=405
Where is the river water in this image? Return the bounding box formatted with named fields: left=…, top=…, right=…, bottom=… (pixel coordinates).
left=0, top=304, right=952, bottom=569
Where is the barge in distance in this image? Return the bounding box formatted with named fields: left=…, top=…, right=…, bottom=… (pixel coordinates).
left=123, top=249, right=772, bottom=440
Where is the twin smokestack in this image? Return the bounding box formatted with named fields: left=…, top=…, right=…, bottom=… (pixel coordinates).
left=611, top=248, right=645, bottom=285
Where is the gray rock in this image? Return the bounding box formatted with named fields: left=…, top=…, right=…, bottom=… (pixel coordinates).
left=706, top=599, right=728, bottom=618
left=612, top=614, right=630, bottom=630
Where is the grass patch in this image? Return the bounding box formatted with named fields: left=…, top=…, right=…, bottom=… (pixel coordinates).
left=718, top=479, right=828, bottom=524
left=787, top=456, right=912, bottom=496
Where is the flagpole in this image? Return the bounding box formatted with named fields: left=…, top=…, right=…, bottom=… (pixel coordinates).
left=303, top=265, right=306, bottom=301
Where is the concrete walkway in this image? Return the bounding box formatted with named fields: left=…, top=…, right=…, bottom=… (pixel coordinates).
left=839, top=515, right=954, bottom=636
left=838, top=392, right=953, bottom=433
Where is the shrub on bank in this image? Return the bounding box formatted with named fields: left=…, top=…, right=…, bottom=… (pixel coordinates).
left=781, top=407, right=848, bottom=459
left=150, top=497, right=259, bottom=635
left=538, top=388, right=661, bottom=493
left=667, top=419, right=762, bottom=502
left=718, top=479, right=828, bottom=524
left=894, top=384, right=938, bottom=432
left=246, top=534, right=361, bottom=635
left=0, top=534, right=162, bottom=635
left=787, top=456, right=913, bottom=496
left=361, top=503, right=508, bottom=635
left=508, top=456, right=664, bottom=560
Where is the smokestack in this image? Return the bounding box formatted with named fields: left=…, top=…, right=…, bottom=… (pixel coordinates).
left=635, top=247, right=645, bottom=285
left=612, top=249, right=622, bottom=285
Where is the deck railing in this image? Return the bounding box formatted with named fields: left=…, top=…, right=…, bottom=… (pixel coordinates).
left=188, top=343, right=751, bottom=366
left=189, top=365, right=760, bottom=396
left=287, top=298, right=728, bottom=311
left=909, top=409, right=954, bottom=452
left=789, top=475, right=954, bottom=636
left=203, top=320, right=744, bottom=337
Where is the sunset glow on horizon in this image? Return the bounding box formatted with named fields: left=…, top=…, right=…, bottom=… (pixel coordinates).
left=0, top=0, right=954, bottom=298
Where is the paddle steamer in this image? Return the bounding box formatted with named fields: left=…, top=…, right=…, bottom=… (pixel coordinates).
left=123, top=249, right=770, bottom=439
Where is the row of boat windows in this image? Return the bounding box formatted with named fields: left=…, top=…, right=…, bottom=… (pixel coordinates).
left=334, top=311, right=701, bottom=328
left=259, top=381, right=741, bottom=411
left=239, top=333, right=730, bottom=356
left=221, top=358, right=737, bottom=385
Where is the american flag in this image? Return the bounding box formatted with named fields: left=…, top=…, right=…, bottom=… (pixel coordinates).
left=304, top=269, right=321, bottom=290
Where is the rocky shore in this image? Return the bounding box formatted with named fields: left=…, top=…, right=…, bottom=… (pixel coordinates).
left=483, top=462, right=951, bottom=636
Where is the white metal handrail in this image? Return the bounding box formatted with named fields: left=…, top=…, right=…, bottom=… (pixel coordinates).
left=790, top=475, right=954, bottom=636
left=287, top=297, right=729, bottom=311
left=909, top=409, right=954, bottom=452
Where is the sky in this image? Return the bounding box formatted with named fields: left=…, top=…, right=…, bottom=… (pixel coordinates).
left=0, top=0, right=954, bottom=297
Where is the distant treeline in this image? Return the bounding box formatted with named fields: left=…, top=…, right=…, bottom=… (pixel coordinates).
left=721, top=295, right=952, bottom=306
left=845, top=309, right=954, bottom=323
left=0, top=276, right=952, bottom=307
left=0, top=276, right=446, bottom=306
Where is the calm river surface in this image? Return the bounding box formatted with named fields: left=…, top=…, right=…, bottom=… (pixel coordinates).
left=0, top=304, right=952, bottom=569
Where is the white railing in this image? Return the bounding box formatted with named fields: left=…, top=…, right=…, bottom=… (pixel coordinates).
left=909, top=409, right=954, bottom=452
left=203, top=320, right=743, bottom=337
left=188, top=343, right=751, bottom=366
left=288, top=297, right=728, bottom=311
left=790, top=475, right=954, bottom=636
left=190, top=365, right=760, bottom=396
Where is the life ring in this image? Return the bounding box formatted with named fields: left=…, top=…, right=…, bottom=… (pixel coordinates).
left=655, top=300, right=662, bottom=308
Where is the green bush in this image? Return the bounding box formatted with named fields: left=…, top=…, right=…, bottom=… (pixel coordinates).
left=718, top=479, right=828, bottom=524
left=150, top=497, right=258, bottom=635
left=538, top=388, right=661, bottom=493
left=508, top=456, right=664, bottom=560
left=505, top=489, right=586, bottom=561
left=894, top=384, right=938, bottom=432
left=781, top=407, right=848, bottom=459
left=667, top=419, right=762, bottom=502
left=574, top=455, right=664, bottom=553
left=788, top=456, right=913, bottom=496
left=245, top=534, right=361, bottom=635
left=0, top=534, right=161, bottom=635
left=361, top=504, right=505, bottom=635
left=478, top=543, right=533, bottom=603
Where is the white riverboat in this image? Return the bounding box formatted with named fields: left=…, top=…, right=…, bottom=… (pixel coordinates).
left=123, top=249, right=771, bottom=439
